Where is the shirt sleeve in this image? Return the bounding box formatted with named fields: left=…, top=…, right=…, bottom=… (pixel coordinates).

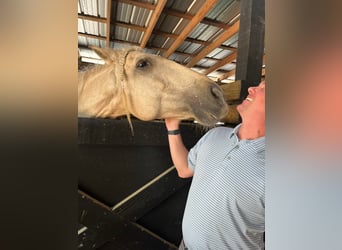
left=187, top=129, right=216, bottom=171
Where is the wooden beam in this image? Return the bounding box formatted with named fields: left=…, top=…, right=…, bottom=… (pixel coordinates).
left=152, top=31, right=237, bottom=52
left=153, top=30, right=178, bottom=39
left=163, top=0, right=218, bottom=58
left=78, top=32, right=107, bottom=41
left=106, top=0, right=112, bottom=47
left=78, top=118, right=203, bottom=147
left=108, top=40, right=220, bottom=62
left=186, top=20, right=240, bottom=67
left=215, top=53, right=263, bottom=81
left=116, top=0, right=155, bottom=10
left=112, top=24, right=235, bottom=54
left=78, top=14, right=107, bottom=23
left=220, top=80, right=241, bottom=101
left=219, top=69, right=236, bottom=81
left=78, top=190, right=177, bottom=249
left=112, top=38, right=140, bottom=47
left=203, top=51, right=237, bottom=75
left=140, top=0, right=167, bottom=48
left=220, top=80, right=242, bottom=124
left=186, top=38, right=238, bottom=52
left=115, top=21, right=147, bottom=32
left=201, top=18, right=231, bottom=30
left=111, top=167, right=191, bottom=220
left=225, top=46, right=238, bottom=52
left=162, top=8, right=193, bottom=19
left=163, top=8, right=232, bottom=30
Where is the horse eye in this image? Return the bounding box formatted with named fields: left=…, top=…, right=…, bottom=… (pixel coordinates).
left=136, top=59, right=150, bottom=69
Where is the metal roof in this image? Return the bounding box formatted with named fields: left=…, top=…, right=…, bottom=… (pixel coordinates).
left=78, top=0, right=266, bottom=82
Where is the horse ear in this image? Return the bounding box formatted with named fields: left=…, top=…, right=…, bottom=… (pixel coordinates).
left=89, top=46, right=115, bottom=64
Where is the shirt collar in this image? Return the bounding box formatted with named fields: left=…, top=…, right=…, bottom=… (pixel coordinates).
left=229, top=123, right=265, bottom=152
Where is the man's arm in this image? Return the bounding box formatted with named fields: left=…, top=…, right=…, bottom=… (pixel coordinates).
left=165, top=118, right=194, bottom=178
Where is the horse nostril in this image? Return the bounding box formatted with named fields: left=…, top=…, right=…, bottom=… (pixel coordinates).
left=210, top=84, right=222, bottom=99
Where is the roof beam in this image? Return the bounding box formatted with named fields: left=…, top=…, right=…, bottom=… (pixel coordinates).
left=203, top=51, right=237, bottom=75
left=162, top=8, right=193, bottom=19
left=113, top=38, right=140, bottom=47
left=186, top=20, right=240, bottom=67
left=153, top=30, right=178, bottom=39
left=152, top=32, right=237, bottom=51
left=140, top=0, right=167, bottom=48
left=163, top=8, right=232, bottom=30
left=218, top=54, right=265, bottom=80
left=78, top=14, right=107, bottom=23
left=116, top=0, right=155, bottom=10
left=110, top=39, right=220, bottom=62
left=219, top=69, right=236, bottom=81
left=115, top=21, right=147, bottom=32
left=153, top=32, right=226, bottom=50
left=106, top=0, right=112, bottom=47
left=185, top=38, right=238, bottom=52
left=111, top=22, right=237, bottom=52
left=163, top=0, right=218, bottom=58
left=78, top=32, right=106, bottom=40
left=201, top=18, right=231, bottom=30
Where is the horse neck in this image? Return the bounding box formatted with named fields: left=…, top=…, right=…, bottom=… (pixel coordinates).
left=78, top=64, right=127, bottom=118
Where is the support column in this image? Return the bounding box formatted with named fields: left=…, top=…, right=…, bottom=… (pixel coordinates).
left=235, top=0, right=265, bottom=100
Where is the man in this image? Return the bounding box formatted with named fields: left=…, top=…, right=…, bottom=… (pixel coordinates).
left=165, top=81, right=265, bottom=249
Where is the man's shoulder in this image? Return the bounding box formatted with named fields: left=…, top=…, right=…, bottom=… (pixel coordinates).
left=206, top=126, right=235, bottom=136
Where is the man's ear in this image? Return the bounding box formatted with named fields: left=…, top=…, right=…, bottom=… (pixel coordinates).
left=89, top=46, right=116, bottom=64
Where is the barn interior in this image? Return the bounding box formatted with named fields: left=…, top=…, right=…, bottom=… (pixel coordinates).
left=78, top=0, right=265, bottom=249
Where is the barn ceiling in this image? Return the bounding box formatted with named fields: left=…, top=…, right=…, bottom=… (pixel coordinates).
left=78, top=0, right=265, bottom=84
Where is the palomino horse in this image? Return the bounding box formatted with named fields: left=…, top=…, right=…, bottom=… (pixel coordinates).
left=78, top=46, right=228, bottom=128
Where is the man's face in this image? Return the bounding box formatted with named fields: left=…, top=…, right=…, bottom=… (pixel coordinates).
left=237, top=81, right=265, bottom=121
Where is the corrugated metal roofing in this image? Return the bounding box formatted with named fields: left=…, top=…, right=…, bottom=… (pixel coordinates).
left=222, top=33, right=239, bottom=46
left=206, top=0, right=234, bottom=20
left=183, top=43, right=203, bottom=54
left=220, top=63, right=235, bottom=71
left=197, top=58, right=218, bottom=68
left=78, top=0, right=265, bottom=82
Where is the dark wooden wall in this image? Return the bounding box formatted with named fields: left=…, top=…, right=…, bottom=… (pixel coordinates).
left=78, top=118, right=211, bottom=249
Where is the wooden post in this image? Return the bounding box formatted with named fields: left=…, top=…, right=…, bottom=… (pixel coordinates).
left=235, top=0, right=265, bottom=100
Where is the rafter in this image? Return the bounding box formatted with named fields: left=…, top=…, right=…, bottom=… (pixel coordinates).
left=78, top=14, right=107, bottom=23
left=219, top=69, right=236, bottom=81
left=116, top=0, right=155, bottom=10
left=78, top=32, right=106, bottom=40
left=152, top=32, right=237, bottom=51
left=115, top=21, right=147, bottom=32
left=186, top=20, right=240, bottom=68
left=203, top=51, right=237, bottom=75
left=163, top=8, right=232, bottom=30
left=163, top=0, right=218, bottom=58
left=140, top=0, right=167, bottom=48
left=106, top=0, right=112, bottom=47
left=152, top=30, right=178, bottom=39
left=110, top=39, right=220, bottom=62
left=111, top=22, right=238, bottom=52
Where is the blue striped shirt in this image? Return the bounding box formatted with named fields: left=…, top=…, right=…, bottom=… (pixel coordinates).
left=183, top=125, right=265, bottom=249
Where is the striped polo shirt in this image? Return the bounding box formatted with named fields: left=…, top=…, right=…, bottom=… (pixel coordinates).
left=183, top=124, right=265, bottom=250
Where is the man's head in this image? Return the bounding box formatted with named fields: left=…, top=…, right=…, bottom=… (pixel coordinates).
left=237, top=81, right=265, bottom=125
